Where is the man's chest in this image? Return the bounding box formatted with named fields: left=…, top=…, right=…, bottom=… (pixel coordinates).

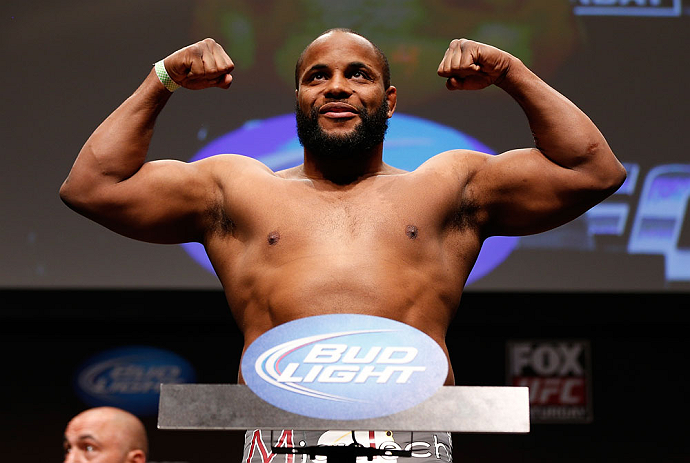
left=207, top=175, right=482, bottom=311
left=210, top=173, right=478, bottom=263
left=236, top=184, right=448, bottom=246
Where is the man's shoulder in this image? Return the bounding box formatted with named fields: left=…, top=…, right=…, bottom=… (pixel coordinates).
left=192, top=153, right=272, bottom=169
left=414, top=149, right=490, bottom=175
left=274, top=165, right=306, bottom=180
left=190, top=154, right=277, bottom=179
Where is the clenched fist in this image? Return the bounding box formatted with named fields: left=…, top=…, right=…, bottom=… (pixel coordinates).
left=163, top=38, right=234, bottom=90
left=437, top=39, right=517, bottom=91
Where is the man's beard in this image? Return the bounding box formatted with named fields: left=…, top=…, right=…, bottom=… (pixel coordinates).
left=296, top=98, right=389, bottom=159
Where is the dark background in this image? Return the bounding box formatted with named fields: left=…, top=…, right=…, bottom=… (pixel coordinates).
left=3, top=290, right=686, bottom=462
left=1, top=0, right=688, bottom=462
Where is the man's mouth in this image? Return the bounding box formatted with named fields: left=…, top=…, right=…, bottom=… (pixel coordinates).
left=319, top=102, right=359, bottom=119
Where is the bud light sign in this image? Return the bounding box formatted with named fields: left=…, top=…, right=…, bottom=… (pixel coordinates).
left=74, top=346, right=197, bottom=416
left=241, top=314, right=447, bottom=420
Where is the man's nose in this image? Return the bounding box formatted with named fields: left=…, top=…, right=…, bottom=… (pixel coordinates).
left=325, top=73, right=352, bottom=99
left=64, top=451, right=80, bottom=463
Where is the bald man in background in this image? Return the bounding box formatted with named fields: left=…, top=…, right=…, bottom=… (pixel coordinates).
left=63, top=407, right=148, bottom=463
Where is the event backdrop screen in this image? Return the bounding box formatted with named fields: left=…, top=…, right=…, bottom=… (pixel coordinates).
left=2, top=0, right=689, bottom=291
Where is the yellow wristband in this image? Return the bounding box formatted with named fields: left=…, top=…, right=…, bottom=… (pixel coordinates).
left=154, top=60, right=181, bottom=92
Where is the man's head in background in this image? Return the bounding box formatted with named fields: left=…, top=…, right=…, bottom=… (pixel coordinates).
left=63, top=406, right=148, bottom=463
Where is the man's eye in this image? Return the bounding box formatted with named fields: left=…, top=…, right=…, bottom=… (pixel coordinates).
left=312, top=72, right=325, bottom=80
left=86, top=445, right=95, bottom=452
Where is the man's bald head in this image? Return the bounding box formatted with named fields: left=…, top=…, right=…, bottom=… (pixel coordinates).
left=295, top=28, right=391, bottom=89
left=63, top=407, right=148, bottom=463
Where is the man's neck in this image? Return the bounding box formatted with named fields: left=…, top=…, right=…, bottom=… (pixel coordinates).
left=302, top=146, right=387, bottom=185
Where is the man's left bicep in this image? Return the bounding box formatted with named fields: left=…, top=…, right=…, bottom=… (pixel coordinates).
left=474, top=148, right=607, bottom=237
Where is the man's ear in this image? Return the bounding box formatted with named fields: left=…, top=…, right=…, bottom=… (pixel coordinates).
left=125, top=449, right=146, bottom=463
left=386, top=86, right=397, bottom=118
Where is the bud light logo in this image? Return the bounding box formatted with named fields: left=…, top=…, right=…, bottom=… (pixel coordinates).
left=241, top=314, right=447, bottom=420
left=74, top=346, right=197, bottom=416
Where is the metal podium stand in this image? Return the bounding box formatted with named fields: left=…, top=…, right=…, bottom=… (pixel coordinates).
left=158, top=384, right=529, bottom=462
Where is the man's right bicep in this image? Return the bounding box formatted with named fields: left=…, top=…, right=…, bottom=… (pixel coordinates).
left=62, top=159, right=220, bottom=244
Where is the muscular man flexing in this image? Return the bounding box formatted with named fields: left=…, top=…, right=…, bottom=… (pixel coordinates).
left=60, top=27, right=624, bottom=405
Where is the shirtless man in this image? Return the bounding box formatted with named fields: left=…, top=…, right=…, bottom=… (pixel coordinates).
left=60, top=28, right=625, bottom=460
left=63, top=407, right=148, bottom=463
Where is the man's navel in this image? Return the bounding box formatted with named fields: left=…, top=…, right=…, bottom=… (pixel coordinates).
left=406, top=225, right=419, bottom=240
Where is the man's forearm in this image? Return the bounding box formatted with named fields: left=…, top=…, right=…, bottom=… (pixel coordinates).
left=67, top=69, right=172, bottom=188
left=497, top=61, right=615, bottom=172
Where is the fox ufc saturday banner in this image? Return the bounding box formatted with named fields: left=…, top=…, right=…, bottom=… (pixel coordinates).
left=507, top=340, right=593, bottom=423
